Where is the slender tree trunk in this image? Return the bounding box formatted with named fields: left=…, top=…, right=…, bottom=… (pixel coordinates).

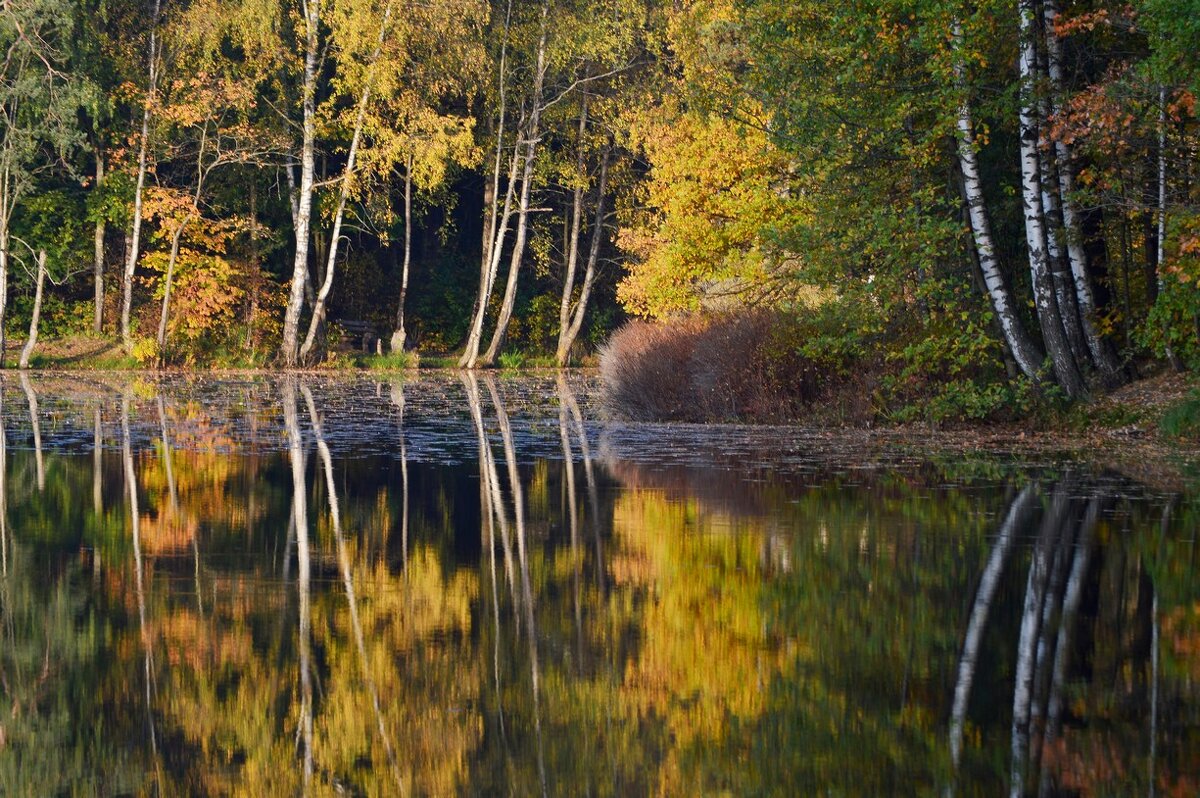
left=481, top=2, right=550, bottom=367
left=460, top=0, right=514, bottom=368
left=0, top=227, right=11, bottom=367
left=299, top=0, right=395, bottom=364
left=1018, top=0, right=1087, bottom=398
left=94, top=154, right=105, bottom=334
left=1042, top=0, right=1125, bottom=382
left=1157, top=86, right=1185, bottom=372
left=122, top=0, right=163, bottom=350
left=155, top=216, right=191, bottom=366
left=18, top=250, right=45, bottom=369
left=556, top=96, right=589, bottom=363
left=391, top=158, right=413, bottom=353
left=462, top=133, right=521, bottom=367
left=280, top=0, right=322, bottom=367
left=557, top=152, right=610, bottom=366
left=952, top=22, right=1044, bottom=381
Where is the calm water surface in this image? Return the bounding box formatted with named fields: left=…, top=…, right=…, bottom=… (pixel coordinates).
left=0, top=372, right=1198, bottom=796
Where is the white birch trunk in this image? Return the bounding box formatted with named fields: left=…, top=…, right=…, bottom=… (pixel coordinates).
left=1018, top=0, right=1087, bottom=399
left=122, top=0, right=163, bottom=350
left=481, top=2, right=550, bottom=367
left=93, top=155, right=105, bottom=334
left=1042, top=0, right=1124, bottom=380
left=18, top=250, right=45, bottom=369
left=557, top=152, right=610, bottom=366
left=280, top=0, right=322, bottom=367
left=391, top=158, right=413, bottom=353
left=556, top=97, right=589, bottom=362
left=462, top=136, right=521, bottom=367
left=1157, top=86, right=1184, bottom=371
left=155, top=216, right=190, bottom=365
left=952, top=21, right=1044, bottom=380
left=460, top=0, right=514, bottom=368
left=299, top=0, right=395, bottom=363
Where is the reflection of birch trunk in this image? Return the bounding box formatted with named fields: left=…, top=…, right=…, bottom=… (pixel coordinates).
left=122, top=393, right=160, bottom=770
left=1149, top=497, right=1173, bottom=798
left=1011, top=486, right=1069, bottom=798
left=562, top=378, right=603, bottom=590
left=950, top=484, right=1037, bottom=773
left=462, top=372, right=508, bottom=740
left=0, top=385, right=6, bottom=576
left=19, top=372, right=42, bottom=491
left=485, top=374, right=548, bottom=796
left=464, top=373, right=516, bottom=605
left=1030, top=488, right=1078, bottom=782
left=93, top=407, right=103, bottom=518
left=281, top=380, right=313, bottom=788
left=302, top=385, right=401, bottom=788
left=1038, top=496, right=1098, bottom=798
left=556, top=375, right=583, bottom=665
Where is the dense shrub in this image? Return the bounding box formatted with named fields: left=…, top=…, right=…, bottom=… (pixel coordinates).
left=599, top=311, right=877, bottom=424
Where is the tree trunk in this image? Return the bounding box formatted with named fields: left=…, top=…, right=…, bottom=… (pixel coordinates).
left=391, top=158, right=413, bottom=353
left=557, top=152, right=610, bottom=366
left=952, top=21, right=1045, bottom=381
left=556, top=96, right=589, bottom=364
left=1042, top=0, right=1126, bottom=383
left=94, top=154, right=105, bottom=334
left=1157, top=85, right=1185, bottom=372
left=279, top=0, right=322, bottom=367
left=461, top=131, right=521, bottom=367
left=155, top=216, right=190, bottom=366
left=0, top=235, right=8, bottom=368
left=19, top=249, right=45, bottom=369
left=480, top=2, right=550, bottom=367
left=122, top=0, right=163, bottom=350
left=1018, top=0, right=1087, bottom=399
left=299, top=0, right=395, bottom=364
left=460, top=0, right=516, bottom=368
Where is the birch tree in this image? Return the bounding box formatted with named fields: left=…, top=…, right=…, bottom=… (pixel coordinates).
left=951, top=18, right=1044, bottom=381
left=1017, top=0, right=1087, bottom=399
left=0, top=0, right=89, bottom=367
left=278, top=0, right=321, bottom=367
left=120, top=0, right=163, bottom=350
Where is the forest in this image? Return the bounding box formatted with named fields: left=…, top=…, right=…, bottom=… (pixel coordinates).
left=1, top=0, right=1199, bottom=419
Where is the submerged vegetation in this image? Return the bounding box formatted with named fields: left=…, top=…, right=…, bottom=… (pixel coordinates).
left=0, top=1, right=1198, bottom=422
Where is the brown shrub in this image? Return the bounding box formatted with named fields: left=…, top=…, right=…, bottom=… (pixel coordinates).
left=599, top=311, right=879, bottom=424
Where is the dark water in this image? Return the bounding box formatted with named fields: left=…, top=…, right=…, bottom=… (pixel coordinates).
left=0, top=372, right=1198, bottom=796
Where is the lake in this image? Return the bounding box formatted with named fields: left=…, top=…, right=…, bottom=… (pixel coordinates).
left=0, top=372, right=1197, bottom=796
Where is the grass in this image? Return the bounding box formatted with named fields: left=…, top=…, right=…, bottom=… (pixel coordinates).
left=1160, top=390, right=1200, bottom=439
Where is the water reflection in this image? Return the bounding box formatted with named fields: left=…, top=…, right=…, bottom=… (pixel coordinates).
left=0, top=373, right=1196, bottom=795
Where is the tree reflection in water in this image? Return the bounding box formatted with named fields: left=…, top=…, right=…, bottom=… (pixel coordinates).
left=0, top=374, right=1194, bottom=795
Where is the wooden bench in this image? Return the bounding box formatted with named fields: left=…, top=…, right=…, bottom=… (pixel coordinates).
left=332, top=319, right=380, bottom=353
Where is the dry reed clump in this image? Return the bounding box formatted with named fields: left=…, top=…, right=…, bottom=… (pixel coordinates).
left=599, top=312, right=875, bottom=424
